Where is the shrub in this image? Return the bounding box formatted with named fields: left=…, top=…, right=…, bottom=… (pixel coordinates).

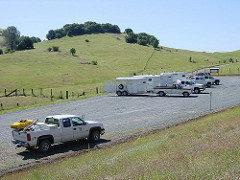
left=4, top=48, right=15, bottom=54
left=85, top=39, right=89, bottom=43
left=47, top=47, right=52, bottom=52
left=0, top=49, right=3, bottom=55
left=91, top=60, right=98, bottom=65
left=52, top=46, right=59, bottom=52
left=70, top=48, right=76, bottom=56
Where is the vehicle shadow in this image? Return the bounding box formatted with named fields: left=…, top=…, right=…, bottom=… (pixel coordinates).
left=109, top=94, right=198, bottom=98
left=17, top=139, right=110, bottom=160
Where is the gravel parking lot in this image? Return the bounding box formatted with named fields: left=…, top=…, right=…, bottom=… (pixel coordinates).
left=0, top=76, right=239, bottom=172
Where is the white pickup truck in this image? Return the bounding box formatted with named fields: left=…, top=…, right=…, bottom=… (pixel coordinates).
left=153, top=84, right=192, bottom=97
left=176, top=79, right=205, bottom=94
left=12, top=115, right=105, bottom=152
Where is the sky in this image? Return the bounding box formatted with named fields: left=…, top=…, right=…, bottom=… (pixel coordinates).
left=1, top=0, right=240, bottom=52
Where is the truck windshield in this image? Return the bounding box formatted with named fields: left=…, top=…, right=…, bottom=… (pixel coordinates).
left=45, top=118, right=59, bottom=127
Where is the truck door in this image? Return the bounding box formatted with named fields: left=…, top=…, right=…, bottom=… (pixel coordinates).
left=61, top=118, right=74, bottom=142
left=71, top=117, right=89, bottom=140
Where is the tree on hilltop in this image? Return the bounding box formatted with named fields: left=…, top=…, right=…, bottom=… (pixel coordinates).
left=2, top=26, right=20, bottom=50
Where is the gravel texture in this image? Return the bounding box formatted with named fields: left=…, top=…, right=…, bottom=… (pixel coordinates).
left=0, top=76, right=239, bottom=173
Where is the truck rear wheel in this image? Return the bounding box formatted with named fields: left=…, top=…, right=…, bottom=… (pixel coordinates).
left=122, top=91, right=128, bottom=96
left=38, top=139, right=51, bottom=153
left=183, top=92, right=189, bottom=97
left=215, top=80, right=219, bottom=85
left=89, top=130, right=100, bottom=142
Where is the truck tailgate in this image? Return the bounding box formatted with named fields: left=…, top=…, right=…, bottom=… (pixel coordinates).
left=12, top=130, right=28, bottom=142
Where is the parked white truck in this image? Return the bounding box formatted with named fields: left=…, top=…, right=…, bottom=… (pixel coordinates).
left=176, top=79, right=205, bottom=94
left=195, top=72, right=220, bottom=85
left=153, top=84, right=192, bottom=97
left=12, top=115, right=105, bottom=152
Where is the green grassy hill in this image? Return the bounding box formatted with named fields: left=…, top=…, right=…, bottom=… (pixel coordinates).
left=0, top=33, right=240, bottom=111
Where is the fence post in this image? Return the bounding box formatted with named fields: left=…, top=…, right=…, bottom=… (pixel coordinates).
left=4, top=89, right=6, bottom=97
left=59, top=91, right=63, bottom=99
left=40, top=88, right=43, bottom=96
left=51, top=89, right=53, bottom=101
left=15, top=89, right=18, bottom=96
left=0, top=103, right=2, bottom=110
left=96, top=87, right=98, bottom=94
left=31, top=89, right=34, bottom=96
left=66, top=91, right=68, bottom=99
left=72, top=92, right=74, bottom=98
left=23, top=89, right=26, bottom=96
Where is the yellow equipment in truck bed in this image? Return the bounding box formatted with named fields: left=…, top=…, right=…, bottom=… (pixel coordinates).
left=10, top=119, right=34, bottom=129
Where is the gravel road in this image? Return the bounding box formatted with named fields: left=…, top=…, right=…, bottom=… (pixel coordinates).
left=0, top=76, right=239, bottom=172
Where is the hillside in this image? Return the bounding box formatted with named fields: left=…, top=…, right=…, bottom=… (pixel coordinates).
left=0, top=33, right=240, bottom=111
left=0, top=33, right=240, bottom=90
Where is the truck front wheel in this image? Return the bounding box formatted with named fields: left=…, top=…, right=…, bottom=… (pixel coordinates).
left=215, top=80, right=219, bottom=85
left=38, top=140, right=51, bottom=153
left=89, top=130, right=100, bottom=142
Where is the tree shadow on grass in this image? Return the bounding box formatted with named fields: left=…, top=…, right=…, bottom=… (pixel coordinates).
left=17, top=139, right=110, bottom=160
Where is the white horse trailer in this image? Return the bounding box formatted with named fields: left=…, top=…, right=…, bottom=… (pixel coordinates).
left=159, top=72, right=189, bottom=86
left=104, top=77, right=148, bottom=96
left=133, top=75, right=161, bottom=92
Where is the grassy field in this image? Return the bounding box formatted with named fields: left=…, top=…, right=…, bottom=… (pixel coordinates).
left=0, top=33, right=240, bottom=111
left=2, top=106, right=240, bottom=179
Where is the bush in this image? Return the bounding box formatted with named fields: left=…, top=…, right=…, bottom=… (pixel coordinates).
left=52, top=46, right=59, bottom=52
left=4, top=48, right=15, bottom=54
left=0, top=49, right=3, bottom=55
left=85, top=39, right=89, bottom=43
left=70, top=48, right=76, bottom=56
left=47, top=47, right=52, bottom=52
left=91, top=60, right=98, bottom=65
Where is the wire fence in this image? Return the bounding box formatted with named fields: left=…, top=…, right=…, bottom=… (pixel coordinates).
left=0, top=87, right=104, bottom=111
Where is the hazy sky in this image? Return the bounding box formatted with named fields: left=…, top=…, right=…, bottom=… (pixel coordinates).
left=1, top=0, right=240, bottom=52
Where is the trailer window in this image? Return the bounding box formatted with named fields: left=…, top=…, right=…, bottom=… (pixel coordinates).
left=45, top=118, right=59, bottom=127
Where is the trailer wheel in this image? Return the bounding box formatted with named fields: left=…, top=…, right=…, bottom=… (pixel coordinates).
left=38, top=139, right=51, bottom=153
left=118, top=84, right=124, bottom=90
left=194, top=88, right=200, bottom=94
left=183, top=92, right=189, bottom=97
left=116, top=91, right=122, bottom=96
left=159, top=91, right=165, bottom=97
left=122, top=91, right=128, bottom=96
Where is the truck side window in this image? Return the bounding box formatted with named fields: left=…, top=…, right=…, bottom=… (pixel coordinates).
left=45, top=118, right=59, bottom=127
left=62, top=119, right=71, bottom=127
left=72, top=117, right=84, bottom=126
